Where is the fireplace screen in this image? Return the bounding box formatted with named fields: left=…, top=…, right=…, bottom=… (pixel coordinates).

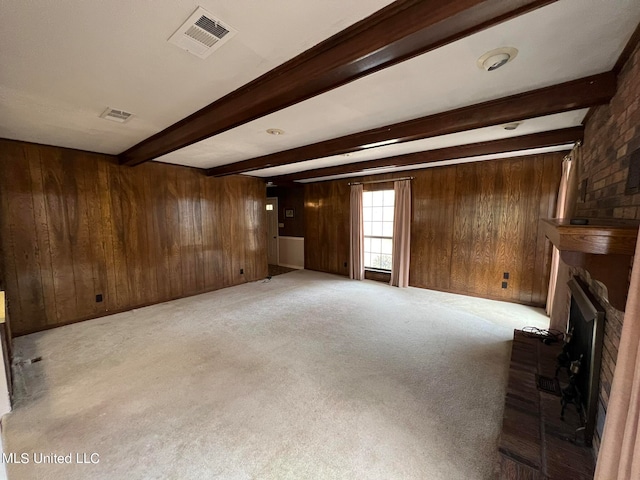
left=563, top=277, right=605, bottom=446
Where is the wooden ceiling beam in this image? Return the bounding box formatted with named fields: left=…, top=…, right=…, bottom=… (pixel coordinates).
left=207, top=72, right=615, bottom=177
left=268, top=127, right=583, bottom=183
left=120, top=0, right=557, bottom=166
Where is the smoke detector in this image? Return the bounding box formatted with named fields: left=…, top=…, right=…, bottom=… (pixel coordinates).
left=477, top=47, right=518, bottom=72
left=266, top=128, right=285, bottom=136
left=100, top=107, right=133, bottom=123
left=168, top=6, right=237, bottom=59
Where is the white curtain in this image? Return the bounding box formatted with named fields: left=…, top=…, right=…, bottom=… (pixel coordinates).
left=594, top=229, right=640, bottom=479
left=546, top=155, right=575, bottom=316
left=349, top=184, right=364, bottom=280
left=390, top=180, right=411, bottom=287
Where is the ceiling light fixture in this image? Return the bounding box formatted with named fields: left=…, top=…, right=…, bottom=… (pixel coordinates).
left=266, top=128, right=284, bottom=135
left=477, top=47, right=518, bottom=72
left=503, top=122, right=521, bottom=131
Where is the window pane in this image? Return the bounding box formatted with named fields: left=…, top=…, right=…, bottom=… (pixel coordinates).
left=384, top=190, right=395, bottom=206
left=371, top=237, right=382, bottom=253
left=383, top=206, right=394, bottom=222
left=381, top=238, right=392, bottom=254
left=362, top=189, right=394, bottom=271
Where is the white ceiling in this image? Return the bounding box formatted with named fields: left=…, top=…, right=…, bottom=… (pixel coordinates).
left=0, top=0, right=393, bottom=153
left=1, top=0, right=639, bottom=182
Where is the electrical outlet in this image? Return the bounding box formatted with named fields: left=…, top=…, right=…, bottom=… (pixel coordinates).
left=501, top=282, right=508, bottom=289
left=96, top=294, right=103, bottom=303
left=503, top=272, right=509, bottom=279
left=240, top=268, right=244, bottom=275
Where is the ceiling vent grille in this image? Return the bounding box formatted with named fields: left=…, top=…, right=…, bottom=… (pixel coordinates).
left=168, top=7, right=237, bottom=59
left=100, top=107, right=133, bottom=123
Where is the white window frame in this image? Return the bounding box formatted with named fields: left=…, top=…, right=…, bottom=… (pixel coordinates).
left=363, top=189, right=394, bottom=271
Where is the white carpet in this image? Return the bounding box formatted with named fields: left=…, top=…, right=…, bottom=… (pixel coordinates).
left=2, top=270, right=548, bottom=480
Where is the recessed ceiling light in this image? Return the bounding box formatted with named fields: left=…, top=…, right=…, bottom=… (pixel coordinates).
left=266, top=128, right=284, bottom=135
left=503, top=122, right=521, bottom=131
left=477, top=47, right=518, bottom=72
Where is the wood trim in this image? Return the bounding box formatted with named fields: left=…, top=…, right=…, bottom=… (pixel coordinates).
left=540, top=218, right=639, bottom=310
left=208, top=73, right=615, bottom=177
left=270, top=127, right=583, bottom=183
left=539, top=218, right=639, bottom=256
left=364, top=270, right=391, bottom=283
left=119, top=0, right=557, bottom=166
left=614, top=21, right=640, bottom=75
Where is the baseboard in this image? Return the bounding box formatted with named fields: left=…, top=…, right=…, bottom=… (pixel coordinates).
left=278, top=263, right=303, bottom=269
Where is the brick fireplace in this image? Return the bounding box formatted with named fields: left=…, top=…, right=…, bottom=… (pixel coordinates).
left=558, top=37, right=640, bottom=457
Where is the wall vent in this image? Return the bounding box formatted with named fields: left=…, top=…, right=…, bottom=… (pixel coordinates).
left=100, top=107, right=133, bottom=123
left=168, top=7, right=237, bottom=59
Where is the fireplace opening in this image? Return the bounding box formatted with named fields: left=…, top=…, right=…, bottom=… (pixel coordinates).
left=559, top=276, right=605, bottom=446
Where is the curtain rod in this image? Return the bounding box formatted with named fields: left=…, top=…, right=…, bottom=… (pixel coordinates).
left=348, top=176, right=414, bottom=186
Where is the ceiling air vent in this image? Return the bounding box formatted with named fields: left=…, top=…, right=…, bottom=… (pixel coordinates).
left=168, top=7, right=237, bottom=59
left=100, top=107, right=133, bottom=123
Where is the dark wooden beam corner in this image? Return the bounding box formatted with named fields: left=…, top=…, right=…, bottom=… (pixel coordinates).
left=613, top=21, right=640, bottom=75
left=207, top=72, right=614, bottom=177
left=269, top=127, right=583, bottom=183
left=120, top=0, right=557, bottom=167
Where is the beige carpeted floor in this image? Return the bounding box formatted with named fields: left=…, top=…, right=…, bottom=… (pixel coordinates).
left=2, top=270, right=548, bottom=480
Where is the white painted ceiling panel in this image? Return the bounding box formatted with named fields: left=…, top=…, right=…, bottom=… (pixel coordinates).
left=156, top=0, right=640, bottom=171
left=0, top=0, right=393, bottom=153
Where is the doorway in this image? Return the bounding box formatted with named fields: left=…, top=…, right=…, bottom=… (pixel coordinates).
left=266, top=197, right=278, bottom=265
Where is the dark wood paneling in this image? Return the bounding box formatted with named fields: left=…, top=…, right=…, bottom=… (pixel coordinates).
left=433, top=155, right=561, bottom=305
left=121, top=0, right=556, bottom=166
left=0, top=139, right=267, bottom=336
left=304, top=182, right=350, bottom=276
left=304, top=153, right=562, bottom=306
left=208, top=74, right=612, bottom=176
left=410, top=167, right=456, bottom=290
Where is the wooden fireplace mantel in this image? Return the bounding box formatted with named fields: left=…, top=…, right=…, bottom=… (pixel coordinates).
left=540, top=218, right=639, bottom=310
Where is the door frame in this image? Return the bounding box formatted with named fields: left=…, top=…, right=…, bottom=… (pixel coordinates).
left=266, top=196, right=279, bottom=265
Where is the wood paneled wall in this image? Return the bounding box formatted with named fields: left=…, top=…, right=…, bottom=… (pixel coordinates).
left=0, top=140, right=267, bottom=336
left=304, top=182, right=350, bottom=276
left=304, top=153, right=562, bottom=306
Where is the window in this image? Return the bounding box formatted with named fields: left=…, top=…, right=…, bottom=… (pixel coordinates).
left=363, top=189, right=394, bottom=270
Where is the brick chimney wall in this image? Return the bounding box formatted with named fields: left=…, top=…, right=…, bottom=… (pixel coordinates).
left=572, top=39, right=640, bottom=456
